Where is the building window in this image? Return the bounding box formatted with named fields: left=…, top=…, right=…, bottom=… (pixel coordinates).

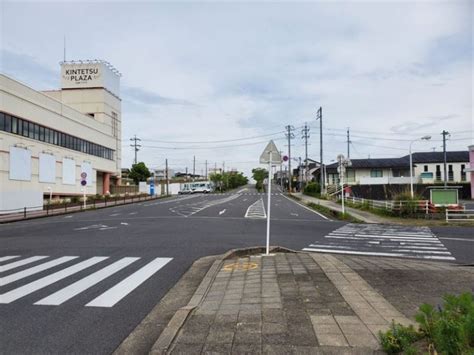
left=424, top=165, right=428, bottom=172
left=461, top=165, right=466, bottom=181
left=392, top=169, right=409, bottom=177
left=0, top=111, right=114, bottom=160
left=448, top=165, right=454, bottom=181
left=370, top=169, right=383, bottom=178
left=346, top=170, right=355, bottom=183
left=436, top=165, right=441, bottom=181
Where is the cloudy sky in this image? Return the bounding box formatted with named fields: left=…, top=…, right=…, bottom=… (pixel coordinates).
left=1, top=0, right=472, bottom=177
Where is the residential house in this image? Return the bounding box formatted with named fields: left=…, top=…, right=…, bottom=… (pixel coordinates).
left=324, top=151, right=469, bottom=186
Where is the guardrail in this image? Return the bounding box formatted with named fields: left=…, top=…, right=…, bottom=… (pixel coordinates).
left=0, top=194, right=161, bottom=223
left=446, top=209, right=474, bottom=222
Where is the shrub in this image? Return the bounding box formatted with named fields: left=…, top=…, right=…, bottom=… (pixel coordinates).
left=380, top=292, right=474, bottom=354
left=303, top=182, right=321, bottom=196
left=379, top=321, right=422, bottom=354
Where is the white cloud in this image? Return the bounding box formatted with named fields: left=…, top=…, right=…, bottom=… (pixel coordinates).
left=1, top=1, right=472, bottom=177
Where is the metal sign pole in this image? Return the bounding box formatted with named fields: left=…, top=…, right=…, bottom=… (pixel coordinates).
left=83, top=186, right=86, bottom=210
left=266, top=151, right=272, bottom=255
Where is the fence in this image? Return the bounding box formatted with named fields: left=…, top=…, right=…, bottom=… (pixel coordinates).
left=445, top=209, right=474, bottom=222
left=345, top=196, right=431, bottom=214
left=0, top=194, right=160, bottom=223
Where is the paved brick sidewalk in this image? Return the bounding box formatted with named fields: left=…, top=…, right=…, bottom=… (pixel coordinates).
left=163, top=251, right=473, bottom=354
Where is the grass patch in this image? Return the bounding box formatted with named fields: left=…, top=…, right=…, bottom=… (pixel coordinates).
left=379, top=292, right=474, bottom=354
left=306, top=202, right=363, bottom=222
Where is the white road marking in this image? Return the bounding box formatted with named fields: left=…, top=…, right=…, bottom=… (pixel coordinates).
left=245, top=199, right=266, bottom=219
left=120, top=222, right=129, bottom=225
left=290, top=213, right=299, bottom=217
left=219, top=209, right=226, bottom=215
left=86, top=257, right=172, bottom=308
left=109, top=213, right=120, bottom=217
left=439, top=237, right=474, bottom=242
left=0, top=256, right=79, bottom=286
left=0, top=256, right=49, bottom=273
left=302, top=248, right=455, bottom=260
left=74, top=224, right=108, bottom=231
left=35, top=257, right=139, bottom=306
left=0, top=256, right=21, bottom=263
left=0, top=257, right=108, bottom=303
left=64, top=215, right=73, bottom=219
left=304, top=223, right=455, bottom=261
left=280, top=194, right=330, bottom=220
left=129, top=212, right=138, bottom=215
left=99, top=227, right=117, bottom=231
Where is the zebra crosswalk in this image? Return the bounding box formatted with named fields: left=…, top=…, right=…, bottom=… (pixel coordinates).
left=303, top=224, right=455, bottom=261
left=0, top=255, right=172, bottom=307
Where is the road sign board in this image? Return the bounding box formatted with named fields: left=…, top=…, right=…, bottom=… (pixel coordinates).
left=81, top=172, right=87, bottom=179
left=259, top=140, right=282, bottom=164
left=81, top=180, right=87, bottom=186
left=282, top=155, right=288, bottom=162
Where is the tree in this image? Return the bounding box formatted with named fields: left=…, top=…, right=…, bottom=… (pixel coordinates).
left=209, top=173, right=223, bottom=192
left=129, top=162, right=151, bottom=185
left=252, top=168, right=268, bottom=191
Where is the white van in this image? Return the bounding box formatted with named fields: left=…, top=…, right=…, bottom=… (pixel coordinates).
left=179, top=181, right=213, bottom=194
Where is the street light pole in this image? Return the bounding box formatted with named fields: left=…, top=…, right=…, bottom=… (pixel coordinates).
left=409, top=135, right=431, bottom=198
left=316, top=107, right=324, bottom=194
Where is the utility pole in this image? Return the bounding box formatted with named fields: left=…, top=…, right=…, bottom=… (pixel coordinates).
left=130, top=135, right=141, bottom=165
left=442, top=130, right=449, bottom=187
left=285, top=125, right=295, bottom=191
left=316, top=107, right=324, bottom=193
left=205, top=160, right=208, bottom=180
left=347, top=128, right=351, bottom=159
left=193, top=156, right=196, bottom=180
left=302, top=123, right=310, bottom=184
left=279, top=150, right=283, bottom=189
left=165, top=158, right=169, bottom=195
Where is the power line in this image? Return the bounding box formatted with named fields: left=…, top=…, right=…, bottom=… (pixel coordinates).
left=140, top=130, right=285, bottom=144
left=140, top=137, right=287, bottom=150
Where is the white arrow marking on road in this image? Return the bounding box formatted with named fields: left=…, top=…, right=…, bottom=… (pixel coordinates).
left=219, top=209, right=226, bottom=215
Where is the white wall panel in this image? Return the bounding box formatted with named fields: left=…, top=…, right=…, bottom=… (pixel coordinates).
left=9, top=147, right=31, bottom=181
left=62, top=158, right=76, bottom=185
left=39, top=153, right=56, bottom=183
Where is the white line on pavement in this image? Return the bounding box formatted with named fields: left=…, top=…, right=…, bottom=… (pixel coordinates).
left=0, top=257, right=108, bottom=303
left=219, top=209, right=226, bottom=215
left=0, top=256, right=49, bottom=273
left=0, top=256, right=79, bottom=286
left=35, top=257, right=140, bottom=306
left=86, top=257, right=172, bottom=308
left=0, top=256, right=21, bottom=263
left=302, top=247, right=456, bottom=260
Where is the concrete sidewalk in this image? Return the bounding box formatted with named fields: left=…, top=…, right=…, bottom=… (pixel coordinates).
left=293, top=193, right=392, bottom=224
left=150, top=250, right=473, bottom=354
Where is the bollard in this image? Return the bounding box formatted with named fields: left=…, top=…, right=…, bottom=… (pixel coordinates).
left=24, top=207, right=26, bottom=218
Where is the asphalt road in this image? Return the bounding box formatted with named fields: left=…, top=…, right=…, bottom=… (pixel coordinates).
left=0, top=185, right=472, bottom=354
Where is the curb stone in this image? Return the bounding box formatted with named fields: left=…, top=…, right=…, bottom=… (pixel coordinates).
left=149, top=246, right=295, bottom=354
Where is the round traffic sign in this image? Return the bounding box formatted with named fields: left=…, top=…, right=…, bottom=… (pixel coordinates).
left=81, top=172, right=87, bottom=179
left=282, top=155, right=289, bottom=162
left=81, top=180, right=87, bottom=186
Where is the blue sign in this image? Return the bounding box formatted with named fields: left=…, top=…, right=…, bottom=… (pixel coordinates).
left=150, top=181, right=155, bottom=195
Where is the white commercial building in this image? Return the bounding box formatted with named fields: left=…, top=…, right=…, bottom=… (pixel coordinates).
left=0, top=60, right=122, bottom=212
